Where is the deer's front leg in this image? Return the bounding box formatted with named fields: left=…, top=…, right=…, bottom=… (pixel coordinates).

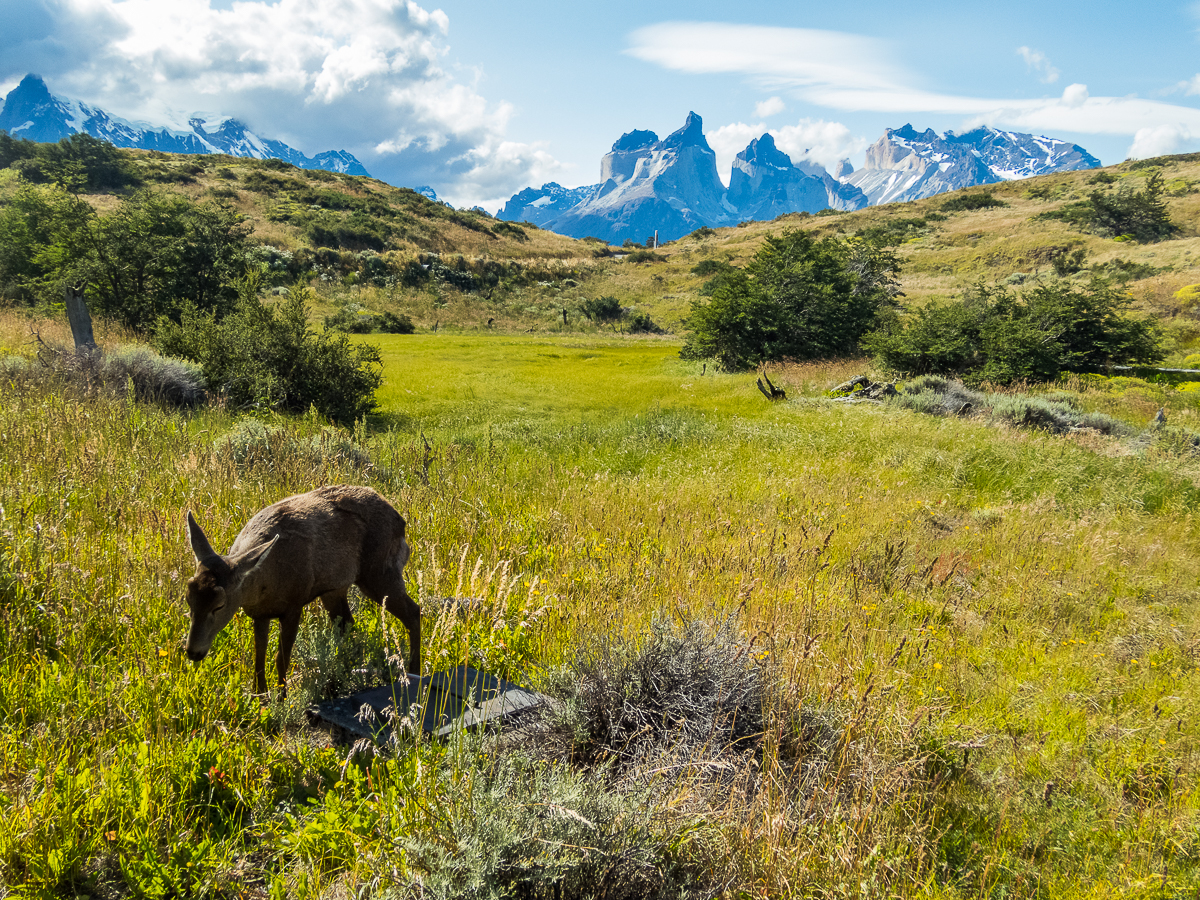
left=253, top=616, right=271, bottom=695
left=275, top=609, right=303, bottom=697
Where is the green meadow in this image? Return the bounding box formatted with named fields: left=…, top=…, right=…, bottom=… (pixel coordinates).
left=2, top=322, right=1200, bottom=897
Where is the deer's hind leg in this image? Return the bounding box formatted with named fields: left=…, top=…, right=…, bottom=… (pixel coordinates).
left=358, top=566, right=421, bottom=675
left=320, top=588, right=354, bottom=631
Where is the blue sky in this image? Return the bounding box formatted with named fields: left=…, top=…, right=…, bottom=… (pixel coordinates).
left=4, top=0, right=1200, bottom=210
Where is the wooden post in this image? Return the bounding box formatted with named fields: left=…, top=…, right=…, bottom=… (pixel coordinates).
left=64, top=284, right=97, bottom=352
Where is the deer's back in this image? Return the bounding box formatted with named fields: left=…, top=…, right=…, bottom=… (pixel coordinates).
left=231, top=485, right=406, bottom=617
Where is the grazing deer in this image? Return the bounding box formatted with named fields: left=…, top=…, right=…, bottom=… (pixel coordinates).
left=184, top=485, right=421, bottom=694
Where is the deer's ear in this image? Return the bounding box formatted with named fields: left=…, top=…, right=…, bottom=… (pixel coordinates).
left=187, top=511, right=217, bottom=562
left=230, top=534, right=280, bottom=577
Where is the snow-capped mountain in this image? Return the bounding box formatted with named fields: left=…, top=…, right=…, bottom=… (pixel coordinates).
left=0, top=74, right=370, bottom=177
left=843, top=124, right=1099, bottom=205
left=540, top=112, right=734, bottom=244
left=947, top=126, right=1100, bottom=181
left=496, top=114, right=868, bottom=242
left=497, top=182, right=599, bottom=227
left=501, top=116, right=1102, bottom=242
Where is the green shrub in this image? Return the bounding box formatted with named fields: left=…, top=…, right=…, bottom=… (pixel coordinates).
left=101, top=346, right=206, bottom=407
left=324, top=304, right=415, bottom=334
left=155, top=277, right=381, bottom=424
left=13, top=343, right=205, bottom=408
left=867, top=280, right=1161, bottom=384
left=681, top=230, right=900, bottom=370
left=690, top=259, right=730, bottom=277
left=894, top=377, right=1133, bottom=435
left=941, top=192, right=1007, bottom=212
left=0, top=132, right=140, bottom=192
left=396, top=753, right=715, bottom=900
left=625, top=249, right=664, bottom=264
left=582, top=295, right=624, bottom=324
left=536, top=617, right=794, bottom=772
left=627, top=312, right=664, bottom=334
left=1036, top=172, right=1176, bottom=243
left=1089, top=171, right=1175, bottom=242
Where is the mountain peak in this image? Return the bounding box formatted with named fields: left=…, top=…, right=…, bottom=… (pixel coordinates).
left=892, top=123, right=938, bottom=143
left=659, top=111, right=708, bottom=150
left=12, top=74, right=53, bottom=103
left=737, top=133, right=793, bottom=169
left=611, top=129, right=657, bottom=152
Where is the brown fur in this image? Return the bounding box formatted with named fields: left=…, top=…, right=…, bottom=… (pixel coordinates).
left=184, top=485, right=420, bottom=694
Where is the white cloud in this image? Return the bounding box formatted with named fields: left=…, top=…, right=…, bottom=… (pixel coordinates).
left=1186, top=75, right=1200, bottom=96
left=1061, top=83, right=1088, bottom=108
left=629, top=21, right=1200, bottom=153
left=1128, top=124, right=1194, bottom=159
left=0, top=0, right=559, bottom=205
left=754, top=96, right=785, bottom=118
left=1017, top=46, right=1059, bottom=84
left=708, top=118, right=866, bottom=184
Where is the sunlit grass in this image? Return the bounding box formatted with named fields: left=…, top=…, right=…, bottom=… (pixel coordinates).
left=2, top=320, right=1200, bottom=896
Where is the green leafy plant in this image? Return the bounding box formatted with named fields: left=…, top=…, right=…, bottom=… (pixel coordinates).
left=681, top=230, right=901, bottom=370
left=581, top=295, right=624, bottom=324
left=866, top=279, right=1162, bottom=384
left=941, top=192, right=1007, bottom=212
left=155, top=277, right=382, bottom=423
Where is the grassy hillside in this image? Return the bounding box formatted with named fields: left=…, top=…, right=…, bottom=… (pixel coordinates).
left=7, top=144, right=1200, bottom=358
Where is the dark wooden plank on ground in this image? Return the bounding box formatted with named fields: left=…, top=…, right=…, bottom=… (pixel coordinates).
left=309, top=665, right=548, bottom=741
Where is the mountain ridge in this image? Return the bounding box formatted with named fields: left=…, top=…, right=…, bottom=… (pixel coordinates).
left=498, top=116, right=1101, bottom=243
left=0, top=74, right=370, bottom=177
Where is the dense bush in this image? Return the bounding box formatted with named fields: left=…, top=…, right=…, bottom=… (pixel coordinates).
left=324, top=304, right=415, bottom=334
left=7, top=343, right=206, bottom=408
left=155, top=278, right=381, bottom=423
left=941, top=192, right=1007, bottom=212
left=681, top=230, right=901, bottom=370
left=535, top=617, right=798, bottom=775
left=0, top=131, right=140, bottom=192
left=893, top=376, right=1132, bottom=435
left=627, top=312, right=664, bottom=334
left=1089, top=170, right=1176, bottom=242
left=690, top=259, right=731, bottom=277
left=0, top=183, right=250, bottom=325
left=582, top=295, right=625, bottom=324
left=867, top=280, right=1161, bottom=384
left=1037, top=171, right=1176, bottom=243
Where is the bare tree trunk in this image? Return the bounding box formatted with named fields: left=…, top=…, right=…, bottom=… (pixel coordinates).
left=64, top=284, right=97, bottom=352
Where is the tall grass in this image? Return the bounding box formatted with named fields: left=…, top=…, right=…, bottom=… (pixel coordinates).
left=1, top=323, right=1199, bottom=896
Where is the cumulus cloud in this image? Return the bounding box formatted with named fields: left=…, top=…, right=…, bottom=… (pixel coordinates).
left=1017, top=46, right=1060, bottom=84
left=708, top=118, right=866, bottom=183
left=1128, top=124, right=1195, bottom=159
left=754, top=96, right=785, bottom=118
left=1061, top=83, right=1088, bottom=108
left=0, top=0, right=560, bottom=206
left=630, top=21, right=1200, bottom=154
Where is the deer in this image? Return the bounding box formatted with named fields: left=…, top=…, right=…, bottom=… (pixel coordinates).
left=183, top=485, right=421, bottom=695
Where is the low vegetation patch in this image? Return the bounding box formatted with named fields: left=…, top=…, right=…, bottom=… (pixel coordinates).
left=893, top=374, right=1133, bottom=435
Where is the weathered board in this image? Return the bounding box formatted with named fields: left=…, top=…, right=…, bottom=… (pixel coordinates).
left=309, top=665, right=547, bottom=741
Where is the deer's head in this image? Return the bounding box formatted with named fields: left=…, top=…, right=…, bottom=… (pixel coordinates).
left=184, top=512, right=277, bottom=661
